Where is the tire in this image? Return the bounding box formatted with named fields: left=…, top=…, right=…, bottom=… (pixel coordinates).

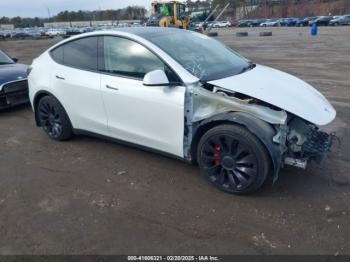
left=37, top=96, right=73, bottom=141
left=197, top=124, right=270, bottom=195
left=207, top=32, right=218, bottom=37
left=259, top=31, right=272, bottom=37
left=236, top=32, right=248, bottom=37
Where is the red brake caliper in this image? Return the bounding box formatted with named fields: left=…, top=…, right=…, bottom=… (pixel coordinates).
left=213, top=146, right=221, bottom=166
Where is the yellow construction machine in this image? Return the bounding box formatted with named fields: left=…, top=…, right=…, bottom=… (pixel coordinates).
left=147, top=0, right=191, bottom=29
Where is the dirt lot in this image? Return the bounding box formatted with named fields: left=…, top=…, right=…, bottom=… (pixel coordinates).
left=0, top=27, right=349, bottom=255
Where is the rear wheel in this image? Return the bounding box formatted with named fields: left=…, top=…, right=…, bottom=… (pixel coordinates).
left=37, top=96, right=73, bottom=141
left=197, top=125, right=270, bottom=194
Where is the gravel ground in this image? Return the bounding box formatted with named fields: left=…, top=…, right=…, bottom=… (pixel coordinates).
left=0, top=26, right=349, bottom=255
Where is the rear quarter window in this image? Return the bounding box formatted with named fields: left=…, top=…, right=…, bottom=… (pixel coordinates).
left=50, top=37, right=98, bottom=71
left=50, top=46, right=63, bottom=64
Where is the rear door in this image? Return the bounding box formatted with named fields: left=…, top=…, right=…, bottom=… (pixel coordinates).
left=50, top=36, right=108, bottom=136
left=100, top=36, right=186, bottom=157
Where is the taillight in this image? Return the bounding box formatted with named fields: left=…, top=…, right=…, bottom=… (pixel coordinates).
left=26, top=66, right=33, bottom=76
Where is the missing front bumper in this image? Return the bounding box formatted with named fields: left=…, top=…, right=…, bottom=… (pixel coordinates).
left=284, top=128, right=336, bottom=168
left=302, top=128, right=336, bottom=163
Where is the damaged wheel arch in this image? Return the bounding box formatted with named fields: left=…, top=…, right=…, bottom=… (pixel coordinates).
left=190, top=112, right=284, bottom=182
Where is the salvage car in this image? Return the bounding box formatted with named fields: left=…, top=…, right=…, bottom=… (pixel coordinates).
left=0, top=49, right=29, bottom=109
left=237, top=19, right=253, bottom=27
left=296, top=16, right=317, bottom=27
left=260, top=18, right=279, bottom=27
left=278, top=18, right=298, bottom=27
left=329, top=15, right=350, bottom=26
left=309, top=16, right=334, bottom=26
left=212, top=21, right=230, bottom=28
left=28, top=28, right=336, bottom=194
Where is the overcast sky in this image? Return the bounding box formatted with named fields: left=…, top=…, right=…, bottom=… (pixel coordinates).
left=0, top=0, right=153, bottom=18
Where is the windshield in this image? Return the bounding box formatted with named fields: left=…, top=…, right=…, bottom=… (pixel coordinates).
left=0, top=50, right=14, bottom=64
left=146, top=30, right=250, bottom=81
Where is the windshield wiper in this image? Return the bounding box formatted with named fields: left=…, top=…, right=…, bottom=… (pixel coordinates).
left=239, top=62, right=256, bottom=74
left=0, top=62, right=13, bottom=65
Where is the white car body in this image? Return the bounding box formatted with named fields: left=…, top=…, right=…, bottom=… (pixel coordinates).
left=208, top=65, right=335, bottom=126
left=29, top=29, right=197, bottom=157
left=46, top=29, right=65, bottom=36
left=213, top=21, right=230, bottom=28
left=28, top=28, right=336, bottom=191
left=260, top=20, right=279, bottom=27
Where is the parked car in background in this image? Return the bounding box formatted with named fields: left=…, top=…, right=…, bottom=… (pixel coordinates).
left=329, top=15, right=350, bottom=26
left=278, top=18, right=288, bottom=26
left=229, top=19, right=238, bottom=27
left=189, top=22, right=201, bottom=30
left=211, top=22, right=218, bottom=28
left=26, top=30, right=42, bottom=39
left=28, top=28, right=336, bottom=195
left=46, top=29, right=66, bottom=37
left=212, top=21, right=230, bottom=28
left=63, top=28, right=84, bottom=38
left=11, top=32, right=33, bottom=40
left=287, top=18, right=299, bottom=26
left=237, top=19, right=253, bottom=27
left=260, top=18, right=279, bottom=27
left=296, top=16, right=318, bottom=26
left=0, top=49, right=28, bottom=109
left=2, top=31, right=12, bottom=39
left=238, top=19, right=265, bottom=27
left=332, top=15, right=342, bottom=20
left=310, top=16, right=334, bottom=26
left=279, top=18, right=298, bottom=26
left=307, top=16, right=319, bottom=25
left=249, top=19, right=267, bottom=27
left=132, top=22, right=142, bottom=27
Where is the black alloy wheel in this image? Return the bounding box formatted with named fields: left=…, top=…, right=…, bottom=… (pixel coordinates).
left=197, top=125, right=270, bottom=194
left=37, top=96, right=73, bottom=140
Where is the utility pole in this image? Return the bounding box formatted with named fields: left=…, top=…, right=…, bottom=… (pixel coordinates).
left=47, top=8, right=51, bottom=28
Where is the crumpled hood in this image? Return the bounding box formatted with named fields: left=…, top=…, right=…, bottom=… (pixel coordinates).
left=0, top=63, right=28, bottom=86
left=208, top=64, right=336, bottom=126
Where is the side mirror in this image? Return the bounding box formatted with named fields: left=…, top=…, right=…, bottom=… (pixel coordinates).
left=143, top=70, right=170, bottom=86
left=12, top=57, right=18, bottom=63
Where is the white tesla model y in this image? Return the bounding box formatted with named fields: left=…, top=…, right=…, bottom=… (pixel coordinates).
left=28, top=28, right=336, bottom=194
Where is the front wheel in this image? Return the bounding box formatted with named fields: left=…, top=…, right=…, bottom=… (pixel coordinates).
left=197, top=125, right=270, bottom=195
left=37, top=96, right=73, bottom=141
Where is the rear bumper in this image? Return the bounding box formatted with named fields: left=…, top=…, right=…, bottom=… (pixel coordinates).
left=0, top=80, right=29, bottom=109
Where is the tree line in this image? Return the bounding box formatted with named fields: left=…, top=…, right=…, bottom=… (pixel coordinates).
left=0, top=6, right=147, bottom=28
left=1, top=0, right=348, bottom=28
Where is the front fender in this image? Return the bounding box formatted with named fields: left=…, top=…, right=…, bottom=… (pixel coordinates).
left=196, top=112, right=283, bottom=182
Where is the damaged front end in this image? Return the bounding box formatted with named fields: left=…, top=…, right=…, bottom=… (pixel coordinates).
left=283, top=117, right=336, bottom=168
left=184, top=82, right=336, bottom=182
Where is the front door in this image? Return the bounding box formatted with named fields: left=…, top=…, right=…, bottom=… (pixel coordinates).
left=100, top=36, right=186, bottom=157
